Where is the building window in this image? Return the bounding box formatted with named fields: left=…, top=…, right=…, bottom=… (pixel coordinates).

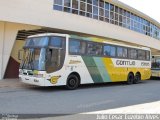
left=53, top=0, right=160, bottom=40
left=93, top=6, right=98, bottom=19
left=80, top=1, right=86, bottom=11
left=54, top=5, right=63, bottom=11
left=54, top=0, right=63, bottom=5
left=72, top=9, right=78, bottom=14
left=93, top=0, right=98, bottom=6
left=99, top=0, right=104, bottom=8
left=64, top=0, right=71, bottom=7
left=72, top=0, right=79, bottom=9
left=105, top=2, right=109, bottom=10
left=105, top=10, right=109, bottom=22
left=87, top=3, right=92, bottom=13
left=110, top=4, right=114, bottom=11
left=87, top=0, right=92, bottom=4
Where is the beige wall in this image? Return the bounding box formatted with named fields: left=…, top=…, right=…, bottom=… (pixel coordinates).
left=0, top=21, right=40, bottom=79
left=0, top=0, right=160, bottom=79
left=0, top=0, right=159, bottom=50
left=0, top=22, right=5, bottom=79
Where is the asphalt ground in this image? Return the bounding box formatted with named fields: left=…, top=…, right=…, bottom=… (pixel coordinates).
left=0, top=78, right=160, bottom=119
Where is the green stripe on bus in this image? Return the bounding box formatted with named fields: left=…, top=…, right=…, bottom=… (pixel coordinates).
left=82, top=56, right=104, bottom=83
left=93, top=57, right=111, bottom=82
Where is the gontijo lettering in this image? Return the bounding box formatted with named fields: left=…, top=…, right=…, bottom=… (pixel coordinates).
left=116, top=60, right=135, bottom=66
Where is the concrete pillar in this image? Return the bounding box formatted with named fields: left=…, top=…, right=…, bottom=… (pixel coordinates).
left=0, top=21, right=5, bottom=79
left=0, top=21, right=41, bottom=80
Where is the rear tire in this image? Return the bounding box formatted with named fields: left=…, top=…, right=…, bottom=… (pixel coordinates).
left=66, top=74, right=80, bottom=90
left=133, top=73, right=141, bottom=84
left=127, top=73, right=134, bottom=85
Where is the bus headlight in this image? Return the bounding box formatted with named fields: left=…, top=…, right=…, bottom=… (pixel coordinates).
left=19, top=69, right=23, bottom=75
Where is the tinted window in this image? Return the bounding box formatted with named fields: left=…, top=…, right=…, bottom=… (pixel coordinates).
left=146, top=51, right=150, bottom=60
left=138, top=50, right=146, bottom=60
left=103, top=45, right=116, bottom=57
left=69, top=39, right=86, bottom=54
left=128, top=49, right=137, bottom=59
left=50, top=37, right=64, bottom=48
left=25, top=37, right=49, bottom=47
left=117, top=47, right=127, bottom=58
left=87, top=43, right=102, bottom=55
left=69, top=40, right=81, bottom=54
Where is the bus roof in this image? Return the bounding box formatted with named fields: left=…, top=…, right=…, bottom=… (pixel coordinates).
left=102, top=41, right=150, bottom=51
left=28, top=33, right=69, bottom=38
left=27, top=33, right=150, bottom=51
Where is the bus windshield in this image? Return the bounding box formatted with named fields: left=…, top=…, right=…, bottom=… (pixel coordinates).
left=24, top=37, right=49, bottom=48
left=20, top=48, right=46, bottom=71
left=20, top=36, right=66, bottom=72
left=152, top=56, right=160, bottom=69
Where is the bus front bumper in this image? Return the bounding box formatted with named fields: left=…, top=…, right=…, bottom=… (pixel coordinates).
left=19, top=75, right=45, bottom=86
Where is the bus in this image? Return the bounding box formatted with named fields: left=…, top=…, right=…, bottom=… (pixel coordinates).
left=19, top=33, right=151, bottom=90
left=151, top=55, right=160, bottom=78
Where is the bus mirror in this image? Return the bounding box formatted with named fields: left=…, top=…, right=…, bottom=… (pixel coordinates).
left=18, top=50, right=24, bottom=60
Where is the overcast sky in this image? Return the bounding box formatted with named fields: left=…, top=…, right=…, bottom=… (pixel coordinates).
left=118, top=0, right=160, bottom=23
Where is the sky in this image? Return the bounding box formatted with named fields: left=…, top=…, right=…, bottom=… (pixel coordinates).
left=118, top=0, right=160, bottom=23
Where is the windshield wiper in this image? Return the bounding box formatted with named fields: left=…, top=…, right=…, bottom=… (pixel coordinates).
left=21, top=51, right=28, bottom=69
left=28, top=50, right=34, bottom=70
left=21, top=50, right=34, bottom=70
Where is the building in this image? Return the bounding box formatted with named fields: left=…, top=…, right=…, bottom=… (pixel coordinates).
left=0, top=0, right=160, bottom=79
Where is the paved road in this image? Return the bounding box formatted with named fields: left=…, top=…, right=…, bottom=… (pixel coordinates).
left=0, top=79, right=160, bottom=118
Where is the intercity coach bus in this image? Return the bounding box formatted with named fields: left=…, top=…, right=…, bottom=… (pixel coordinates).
left=19, top=33, right=151, bottom=89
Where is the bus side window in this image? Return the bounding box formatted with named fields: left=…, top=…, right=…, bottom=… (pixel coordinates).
left=69, top=39, right=86, bottom=55
left=128, top=49, right=137, bottom=59
left=87, top=43, right=102, bottom=56
left=117, top=47, right=123, bottom=58
left=50, top=36, right=64, bottom=48
left=146, top=51, right=150, bottom=60
left=69, top=39, right=81, bottom=54
left=117, top=47, right=127, bottom=58
left=103, top=45, right=116, bottom=57
left=138, top=50, right=146, bottom=60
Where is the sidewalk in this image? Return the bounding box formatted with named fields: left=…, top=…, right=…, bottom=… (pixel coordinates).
left=86, top=101, right=160, bottom=114
left=28, top=101, right=160, bottom=120
left=0, top=78, right=31, bottom=88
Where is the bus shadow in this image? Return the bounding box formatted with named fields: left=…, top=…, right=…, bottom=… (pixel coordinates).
left=150, top=77, right=160, bottom=80
left=28, top=81, right=146, bottom=92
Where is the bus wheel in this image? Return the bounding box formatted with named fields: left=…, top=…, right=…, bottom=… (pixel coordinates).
left=127, top=73, right=134, bottom=85
left=133, top=73, right=141, bottom=84
left=66, top=74, right=80, bottom=90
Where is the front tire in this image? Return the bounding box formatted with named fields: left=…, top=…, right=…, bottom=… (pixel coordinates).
left=127, top=73, right=134, bottom=85
left=66, top=74, right=80, bottom=90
